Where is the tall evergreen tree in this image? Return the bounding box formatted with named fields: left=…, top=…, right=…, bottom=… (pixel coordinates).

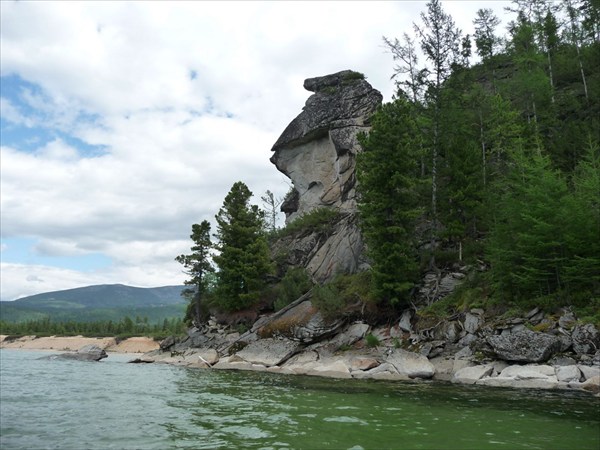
left=487, top=147, right=571, bottom=300
left=356, top=99, right=423, bottom=306
left=175, top=220, right=214, bottom=326
left=213, top=181, right=272, bottom=312
left=414, top=0, right=462, bottom=267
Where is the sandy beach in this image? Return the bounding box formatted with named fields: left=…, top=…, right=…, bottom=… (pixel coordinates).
left=0, top=335, right=160, bottom=353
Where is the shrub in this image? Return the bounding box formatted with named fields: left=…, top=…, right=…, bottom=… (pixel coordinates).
left=274, top=208, right=341, bottom=239
left=274, top=268, right=313, bottom=311
left=311, top=271, right=374, bottom=320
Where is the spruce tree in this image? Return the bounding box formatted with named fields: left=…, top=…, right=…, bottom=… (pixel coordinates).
left=175, top=220, right=214, bottom=326
left=356, top=99, right=423, bottom=306
left=213, top=181, right=272, bottom=312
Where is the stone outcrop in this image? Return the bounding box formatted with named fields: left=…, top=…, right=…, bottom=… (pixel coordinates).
left=271, top=70, right=382, bottom=220
left=49, top=344, right=108, bottom=362
left=270, top=212, right=369, bottom=283
left=487, top=329, right=562, bottom=363
left=270, top=70, right=381, bottom=283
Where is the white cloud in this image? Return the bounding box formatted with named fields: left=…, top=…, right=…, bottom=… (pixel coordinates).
left=0, top=0, right=511, bottom=301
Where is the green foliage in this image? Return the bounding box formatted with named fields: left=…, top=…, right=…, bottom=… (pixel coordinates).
left=0, top=285, right=186, bottom=324
left=0, top=315, right=187, bottom=339
left=274, top=208, right=341, bottom=238
left=365, top=333, right=380, bottom=348
left=487, top=143, right=600, bottom=302
left=176, top=220, right=214, bottom=326
left=213, top=181, right=273, bottom=312
left=342, top=71, right=366, bottom=83
left=273, top=267, right=313, bottom=311
left=356, top=99, right=423, bottom=306
left=311, top=272, right=373, bottom=320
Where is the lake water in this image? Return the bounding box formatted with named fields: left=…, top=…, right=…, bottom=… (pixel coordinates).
left=1, top=349, right=598, bottom=450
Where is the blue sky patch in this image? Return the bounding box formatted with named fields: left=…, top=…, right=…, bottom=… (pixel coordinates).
left=1, top=237, right=113, bottom=272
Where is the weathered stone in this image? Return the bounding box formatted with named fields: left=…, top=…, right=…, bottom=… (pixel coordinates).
left=487, top=330, right=561, bottom=362
left=454, top=346, right=473, bottom=360
left=307, top=358, right=352, bottom=379
left=436, top=321, right=460, bottom=343
left=430, top=357, right=457, bottom=381
left=551, top=356, right=577, bottom=366
left=385, top=349, right=435, bottom=379
left=50, top=345, right=108, bottom=362
left=476, top=377, right=559, bottom=390
left=457, top=333, right=478, bottom=348
left=399, top=310, right=413, bottom=332
left=500, top=364, right=556, bottom=380
left=349, top=357, right=379, bottom=371
left=280, top=350, right=320, bottom=374
left=558, top=312, right=576, bottom=330
left=452, top=364, right=494, bottom=384
left=234, top=338, right=300, bottom=367
left=159, top=336, right=178, bottom=350
left=191, top=348, right=219, bottom=366
left=271, top=213, right=368, bottom=284
left=555, top=365, right=581, bottom=382
left=572, top=323, right=600, bottom=355
left=319, top=322, right=370, bottom=353
left=463, top=313, right=482, bottom=334
left=271, top=71, right=382, bottom=221
left=580, top=375, right=600, bottom=394
left=526, top=307, right=541, bottom=319
left=578, top=365, right=600, bottom=381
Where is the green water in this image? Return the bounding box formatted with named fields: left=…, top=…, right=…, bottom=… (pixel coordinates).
left=0, top=349, right=598, bottom=449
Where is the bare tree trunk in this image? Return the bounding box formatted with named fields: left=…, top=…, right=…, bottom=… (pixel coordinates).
left=576, top=44, right=589, bottom=103
left=547, top=51, right=555, bottom=103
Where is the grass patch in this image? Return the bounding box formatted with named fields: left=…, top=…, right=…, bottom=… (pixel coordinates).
left=365, top=333, right=380, bottom=347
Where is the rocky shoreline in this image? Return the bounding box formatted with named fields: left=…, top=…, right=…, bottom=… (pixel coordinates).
left=131, top=304, right=600, bottom=397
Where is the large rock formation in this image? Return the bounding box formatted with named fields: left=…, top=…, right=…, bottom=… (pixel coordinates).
left=270, top=70, right=382, bottom=282
left=271, top=70, right=382, bottom=220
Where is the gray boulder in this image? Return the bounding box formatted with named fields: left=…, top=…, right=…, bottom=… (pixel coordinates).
left=555, top=365, right=581, bottom=382
left=572, top=323, right=600, bottom=355
left=234, top=338, right=300, bottom=367
left=452, top=364, right=493, bottom=384
left=385, top=349, right=435, bottom=379
left=53, top=344, right=107, bottom=362
left=487, top=330, right=561, bottom=363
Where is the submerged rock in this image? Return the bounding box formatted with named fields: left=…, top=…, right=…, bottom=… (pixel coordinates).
left=50, top=344, right=108, bottom=362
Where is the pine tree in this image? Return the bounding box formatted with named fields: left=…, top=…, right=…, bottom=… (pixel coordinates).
left=213, top=181, right=272, bottom=311
left=356, top=99, right=423, bottom=306
left=175, top=220, right=214, bottom=326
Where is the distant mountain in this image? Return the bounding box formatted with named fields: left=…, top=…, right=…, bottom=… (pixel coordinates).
left=0, top=284, right=188, bottom=323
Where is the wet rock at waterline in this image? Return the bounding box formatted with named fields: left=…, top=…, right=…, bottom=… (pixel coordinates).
left=43, top=344, right=108, bottom=362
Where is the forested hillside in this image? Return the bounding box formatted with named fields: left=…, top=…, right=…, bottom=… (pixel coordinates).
left=0, top=284, right=186, bottom=323
left=357, top=0, right=599, bottom=321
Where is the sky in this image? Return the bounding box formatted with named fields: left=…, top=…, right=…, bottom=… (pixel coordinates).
left=0, top=1, right=512, bottom=301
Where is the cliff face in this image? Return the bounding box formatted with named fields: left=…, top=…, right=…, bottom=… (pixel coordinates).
left=270, top=71, right=382, bottom=282
left=271, top=70, right=382, bottom=222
